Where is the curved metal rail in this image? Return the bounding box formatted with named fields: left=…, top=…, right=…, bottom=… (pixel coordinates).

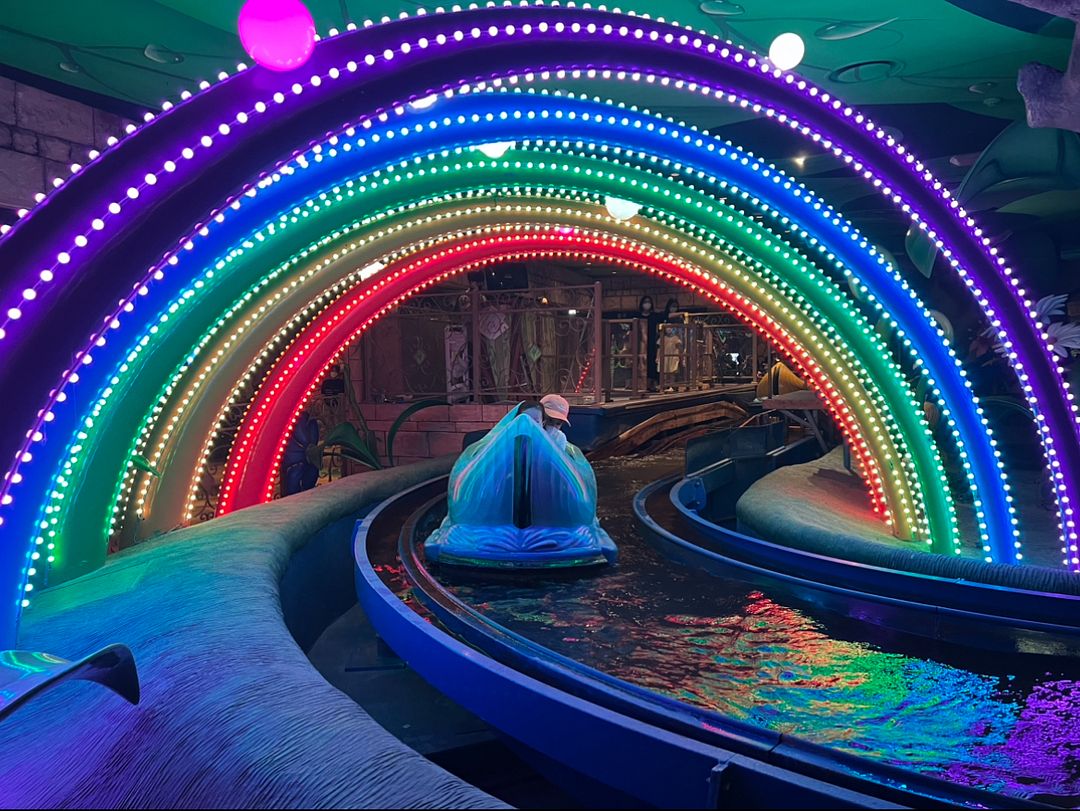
left=354, top=477, right=1053, bottom=809
left=656, top=471, right=1080, bottom=644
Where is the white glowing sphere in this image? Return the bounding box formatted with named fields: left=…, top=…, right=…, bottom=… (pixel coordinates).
left=604, top=196, right=641, bottom=221
left=475, top=141, right=515, bottom=158
left=769, top=32, right=805, bottom=71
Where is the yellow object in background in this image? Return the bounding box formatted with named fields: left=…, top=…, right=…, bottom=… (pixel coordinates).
left=756, top=362, right=808, bottom=399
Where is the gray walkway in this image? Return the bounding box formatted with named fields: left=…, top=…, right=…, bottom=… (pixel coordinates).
left=737, top=448, right=1080, bottom=595
left=308, top=604, right=492, bottom=756
left=0, top=459, right=507, bottom=809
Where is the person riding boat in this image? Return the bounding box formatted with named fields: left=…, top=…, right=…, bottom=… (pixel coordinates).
left=539, top=393, right=571, bottom=452
left=425, top=395, right=615, bottom=568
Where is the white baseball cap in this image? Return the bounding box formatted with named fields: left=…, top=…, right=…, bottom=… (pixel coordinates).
left=539, top=394, right=571, bottom=425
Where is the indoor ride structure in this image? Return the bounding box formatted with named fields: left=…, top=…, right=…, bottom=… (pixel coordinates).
left=1, top=3, right=1079, bottom=809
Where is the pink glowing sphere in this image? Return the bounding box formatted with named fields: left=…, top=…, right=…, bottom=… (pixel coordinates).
left=237, top=0, right=316, bottom=72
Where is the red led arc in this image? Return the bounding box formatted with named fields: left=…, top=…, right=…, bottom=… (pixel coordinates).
left=216, top=233, right=886, bottom=516
left=219, top=234, right=884, bottom=514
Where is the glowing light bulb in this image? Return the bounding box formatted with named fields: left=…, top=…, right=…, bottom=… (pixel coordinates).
left=359, top=261, right=386, bottom=280
left=476, top=141, right=515, bottom=158
left=769, top=32, right=805, bottom=71
left=237, top=0, right=316, bottom=72
left=604, top=196, right=641, bottom=221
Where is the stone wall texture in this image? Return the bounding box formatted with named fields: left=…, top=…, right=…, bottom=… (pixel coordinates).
left=358, top=402, right=513, bottom=465
left=0, top=78, right=134, bottom=210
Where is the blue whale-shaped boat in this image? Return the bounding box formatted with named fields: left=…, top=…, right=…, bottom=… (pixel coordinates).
left=425, top=404, right=617, bottom=569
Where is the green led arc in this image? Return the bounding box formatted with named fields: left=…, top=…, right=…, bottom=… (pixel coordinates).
left=131, top=193, right=907, bottom=538
left=147, top=169, right=924, bottom=546
left=154, top=163, right=928, bottom=546
left=42, top=152, right=954, bottom=578
left=56, top=156, right=937, bottom=570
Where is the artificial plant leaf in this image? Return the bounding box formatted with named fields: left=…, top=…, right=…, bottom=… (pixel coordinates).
left=979, top=395, right=1034, bottom=421
left=387, top=399, right=448, bottom=466
left=324, top=422, right=382, bottom=470
left=337, top=446, right=381, bottom=470
left=905, top=225, right=938, bottom=278
left=955, top=122, right=1080, bottom=209
left=130, top=453, right=162, bottom=478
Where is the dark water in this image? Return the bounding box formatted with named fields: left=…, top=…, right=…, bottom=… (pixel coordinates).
left=401, top=453, right=1080, bottom=806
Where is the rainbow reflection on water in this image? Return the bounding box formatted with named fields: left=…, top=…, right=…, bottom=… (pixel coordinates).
left=437, top=454, right=1080, bottom=806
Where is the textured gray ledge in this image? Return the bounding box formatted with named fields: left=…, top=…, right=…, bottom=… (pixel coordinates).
left=0, top=459, right=507, bottom=809
left=737, top=449, right=1080, bottom=596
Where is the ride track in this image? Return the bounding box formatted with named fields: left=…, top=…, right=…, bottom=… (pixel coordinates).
left=354, top=470, right=1073, bottom=809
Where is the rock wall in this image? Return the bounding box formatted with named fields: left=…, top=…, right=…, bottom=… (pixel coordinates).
left=359, top=402, right=514, bottom=464
left=0, top=78, right=134, bottom=212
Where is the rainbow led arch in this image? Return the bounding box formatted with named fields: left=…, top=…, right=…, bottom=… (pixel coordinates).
left=35, top=99, right=972, bottom=578
left=48, top=147, right=947, bottom=578
left=0, top=4, right=1075, bottom=650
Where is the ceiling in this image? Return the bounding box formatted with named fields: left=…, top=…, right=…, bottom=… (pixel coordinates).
left=0, top=1, right=1070, bottom=117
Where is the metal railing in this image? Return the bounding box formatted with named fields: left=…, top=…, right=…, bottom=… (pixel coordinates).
left=356, top=287, right=772, bottom=404
left=605, top=315, right=769, bottom=397
left=360, top=283, right=603, bottom=404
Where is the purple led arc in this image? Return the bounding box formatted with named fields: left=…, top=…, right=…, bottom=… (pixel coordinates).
left=0, top=9, right=1062, bottom=548
left=0, top=15, right=1062, bottom=542
left=0, top=4, right=1076, bottom=646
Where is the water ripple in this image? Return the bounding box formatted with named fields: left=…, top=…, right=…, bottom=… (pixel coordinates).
left=436, top=453, right=1080, bottom=805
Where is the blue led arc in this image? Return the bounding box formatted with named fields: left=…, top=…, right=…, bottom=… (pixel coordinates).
left=23, top=92, right=996, bottom=584
left=16, top=93, right=993, bottom=595
left=35, top=158, right=912, bottom=583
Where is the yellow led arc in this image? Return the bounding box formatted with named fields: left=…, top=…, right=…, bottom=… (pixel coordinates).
left=184, top=214, right=913, bottom=537
left=76, top=144, right=941, bottom=552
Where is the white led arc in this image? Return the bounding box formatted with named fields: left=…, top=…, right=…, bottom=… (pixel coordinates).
left=192, top=216, right=910, bottom=537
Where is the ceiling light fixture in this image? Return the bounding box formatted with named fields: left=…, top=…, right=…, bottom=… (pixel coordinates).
left=237, top=0, right=316, bottom=72
left=604, top=196, right=641, bottom=221
left=476, top=141, right=515, bottom=158
left=769, top=32, right=805, bottom=71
